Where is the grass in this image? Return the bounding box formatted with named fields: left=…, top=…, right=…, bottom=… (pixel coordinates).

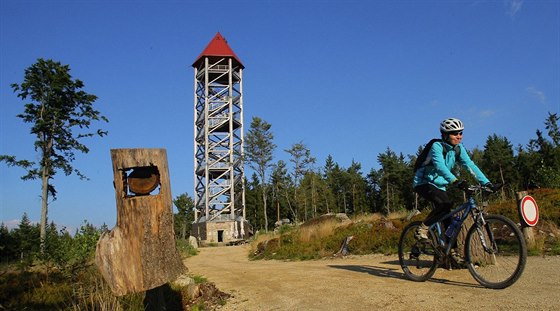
left=250, top=212, right=405, bottom=260
left=250, top=188, right=560, bottom=261
left=0, top=263, right=147, bottom=311
left=0, top=239, right=206, bottom=310
left=176, top=239, right=199, bottom=258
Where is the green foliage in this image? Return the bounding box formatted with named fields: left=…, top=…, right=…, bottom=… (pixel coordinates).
left=176, top=239, right=199, bottom=258
left=4, top=58, right=109, bottom=194
left=535, top=166, right=560, bottom=189
left=245, top=117, right=276, bottom=174
left=376, top=149, right=412, bottom=213
left=174, top=192, right=195, bottom=240
left=42, top=221, right=101, bottom=276
left=245, top=116, right=276, bottom=231
left=2, top=213, right=41, bottom=268
left=192, top=275, right=208, bottom=284
left=481, top=134, right=517, bottom=187
left=2, top=218, right=101, bottom=271
left=2, top=58, right=109, bottom=253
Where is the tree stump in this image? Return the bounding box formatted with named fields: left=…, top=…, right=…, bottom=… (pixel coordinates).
left=95, top=148, right=186, bottom=296
left=458, top=208, right=495, bottom=265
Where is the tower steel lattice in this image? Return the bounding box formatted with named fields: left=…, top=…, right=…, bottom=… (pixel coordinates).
left=191, top=33, right=248, bottom=242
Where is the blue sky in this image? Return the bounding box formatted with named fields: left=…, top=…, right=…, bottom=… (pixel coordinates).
left=1, top=0, right=559, bottom=231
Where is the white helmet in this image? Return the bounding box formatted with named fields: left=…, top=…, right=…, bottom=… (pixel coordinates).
left=440, top=118, right=464, bottom=133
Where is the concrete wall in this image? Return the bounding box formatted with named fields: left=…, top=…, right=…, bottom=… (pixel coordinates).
left=191, top=220, right=252, bottom=244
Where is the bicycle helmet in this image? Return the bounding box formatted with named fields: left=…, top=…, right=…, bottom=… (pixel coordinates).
left=440, top=118, right=464, bottom=133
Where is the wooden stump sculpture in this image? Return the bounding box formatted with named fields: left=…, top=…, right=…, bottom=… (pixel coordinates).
left=95, top=148, right=186, bottom=296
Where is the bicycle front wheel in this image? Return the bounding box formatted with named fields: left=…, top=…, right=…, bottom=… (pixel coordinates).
left=465, top=214, right=527, bottom=289
left=398, top=221, right=438, bottom=282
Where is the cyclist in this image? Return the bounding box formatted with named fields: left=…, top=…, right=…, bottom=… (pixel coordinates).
left=412, top=118, right=493, bottom=258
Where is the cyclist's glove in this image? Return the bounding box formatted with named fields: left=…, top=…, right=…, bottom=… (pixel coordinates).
left=455, top=180, right=469, bottom=191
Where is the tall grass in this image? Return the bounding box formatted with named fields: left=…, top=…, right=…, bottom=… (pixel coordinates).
left=298, top=218, right=338, bottom=244
left=250, top=213, right=403, bottom=260
left=69, top=268, right=145, bottom=311
left=0, top=264, right=146, bottom=310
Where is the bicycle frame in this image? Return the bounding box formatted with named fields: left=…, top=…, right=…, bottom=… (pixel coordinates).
left=429, top=195, right=478, bottom=257
left=399, top=183, right=527, bottom=288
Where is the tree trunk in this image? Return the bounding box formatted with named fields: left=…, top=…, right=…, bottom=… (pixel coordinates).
left=181, top=222, right=187, bottom=240
left=39, top=138, right=53, bottom=254
left=385, top=182, right=390, bottom=214
left=261, top=176, right=268, bottom=232
left=499, top=165, right=506, bottom=201
left=283, top=190, right=297, bottom=222
left=343, top=190, right=347, bottom=214
left=40, top=165, right=49, bottom=254
left=304, top=197, right=308, bottom=221
left=276, top=199, right=280, bottom=223
left=96, top=149, right=186, bottom=296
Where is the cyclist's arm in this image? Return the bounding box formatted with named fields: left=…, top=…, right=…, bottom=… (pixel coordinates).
left=457, top=144, right=490, bottom=185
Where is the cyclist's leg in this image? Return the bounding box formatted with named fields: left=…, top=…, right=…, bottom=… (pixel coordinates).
left=415, top=184, right=453, bottom=228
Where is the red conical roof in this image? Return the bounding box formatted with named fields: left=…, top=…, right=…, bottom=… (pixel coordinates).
left=192, top=32, right=244, bottom=68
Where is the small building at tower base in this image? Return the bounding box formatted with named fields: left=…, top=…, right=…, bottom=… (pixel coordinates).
left=191, top=215, right=252, bottom=245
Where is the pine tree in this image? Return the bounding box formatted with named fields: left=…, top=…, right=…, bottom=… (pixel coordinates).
left=245, top=117, right=276, bottom=231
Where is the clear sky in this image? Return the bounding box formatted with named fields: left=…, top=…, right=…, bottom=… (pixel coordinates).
left=1, top=0, right=559, bottom=231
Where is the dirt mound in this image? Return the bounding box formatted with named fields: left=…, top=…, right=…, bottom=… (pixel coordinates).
left=184, top=282, right=231, bottom=310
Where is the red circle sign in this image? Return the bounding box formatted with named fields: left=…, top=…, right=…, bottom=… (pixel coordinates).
left=520, top=195, right=539, bottom=227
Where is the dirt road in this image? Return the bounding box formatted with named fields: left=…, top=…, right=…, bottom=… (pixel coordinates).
left=184, top=245, right=559, bottom=310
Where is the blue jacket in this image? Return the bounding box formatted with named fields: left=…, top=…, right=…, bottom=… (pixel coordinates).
left=413, top=140, right=490, bottom=191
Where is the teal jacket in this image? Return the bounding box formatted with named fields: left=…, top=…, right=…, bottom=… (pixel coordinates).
left=413, top=140, right=490, bottom=191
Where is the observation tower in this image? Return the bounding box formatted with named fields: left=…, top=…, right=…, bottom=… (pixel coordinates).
left=191, top=33, right=251, bottom=243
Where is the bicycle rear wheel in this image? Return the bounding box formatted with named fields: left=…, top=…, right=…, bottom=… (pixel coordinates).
left=398, top=221, right=438, bottom=282
left=465, top=214, right=527, bottom=289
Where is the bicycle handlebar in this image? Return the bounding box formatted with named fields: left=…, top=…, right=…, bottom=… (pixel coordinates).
left=465, top=183, right=503, bottom=196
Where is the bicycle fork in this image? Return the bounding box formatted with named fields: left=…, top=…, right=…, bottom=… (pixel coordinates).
left=473, top=215, right=499, bottom=264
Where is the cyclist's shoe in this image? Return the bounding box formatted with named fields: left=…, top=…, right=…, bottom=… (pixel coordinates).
left=450, top=248, right=465, bottom=265
left=410, top=245, right=421, bottom=260
left=415, top=223, right=429, bottom=241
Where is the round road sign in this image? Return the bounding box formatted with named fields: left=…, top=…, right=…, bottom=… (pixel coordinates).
left=520, top=195, right=539, bottom=227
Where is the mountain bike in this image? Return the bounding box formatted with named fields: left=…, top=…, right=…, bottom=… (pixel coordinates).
left=398, top=184, right=527, bottom=289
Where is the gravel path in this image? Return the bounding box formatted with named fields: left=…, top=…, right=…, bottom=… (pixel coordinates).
left=184, top=245, right=559, bottom=310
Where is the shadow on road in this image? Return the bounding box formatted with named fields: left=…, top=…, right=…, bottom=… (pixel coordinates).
left=328, top=264, right=403, bottom=280
left=328, top=264, right=480, bottom=288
